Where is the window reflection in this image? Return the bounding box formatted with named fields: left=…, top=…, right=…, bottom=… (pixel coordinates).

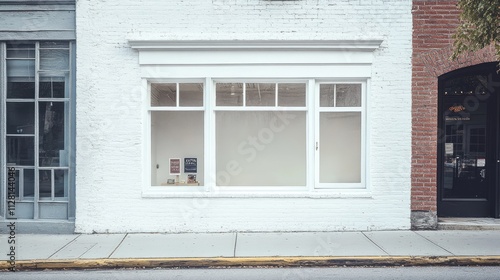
left=39, top=102, right=67, bottom=167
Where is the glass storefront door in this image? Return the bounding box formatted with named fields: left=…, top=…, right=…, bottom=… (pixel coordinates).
left=438, top=62, right=500, bottom=217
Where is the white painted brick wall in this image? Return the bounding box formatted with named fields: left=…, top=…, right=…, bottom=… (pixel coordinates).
left=75, top=0, right=412, bottom=233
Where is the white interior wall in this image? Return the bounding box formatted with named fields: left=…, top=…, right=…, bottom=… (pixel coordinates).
left=216, top=111, right=307, bottom=186
left=152, top=112, right=204, bottom=185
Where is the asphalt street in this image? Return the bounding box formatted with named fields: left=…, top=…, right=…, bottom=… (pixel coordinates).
left=1, top=266, right=500, bottom=280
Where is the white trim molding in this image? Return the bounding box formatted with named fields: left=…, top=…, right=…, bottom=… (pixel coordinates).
left=129, top=40, right=383, bottom=67
left=129, top=39, right=383, bottom=51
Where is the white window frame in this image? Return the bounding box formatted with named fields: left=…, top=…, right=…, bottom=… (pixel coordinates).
left=134, top=40, right=381, bottom=198
left=314, top=81, right=367, bottom=189
left=146, top=78, right=207, bottom=194
left=144, top=78, right=369, bottom=197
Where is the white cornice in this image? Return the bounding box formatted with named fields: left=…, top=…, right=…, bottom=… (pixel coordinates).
left=128, top=40, right=383, bottom=52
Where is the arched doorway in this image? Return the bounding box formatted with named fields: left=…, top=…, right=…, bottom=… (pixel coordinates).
left=438, top=62, right=500, bottom=217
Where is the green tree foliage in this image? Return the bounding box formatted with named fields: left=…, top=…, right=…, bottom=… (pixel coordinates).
left=451, top=0, right=500, bottom=62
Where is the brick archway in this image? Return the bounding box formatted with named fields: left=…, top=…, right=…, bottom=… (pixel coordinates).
left=412, top=41, right=497, bottom=228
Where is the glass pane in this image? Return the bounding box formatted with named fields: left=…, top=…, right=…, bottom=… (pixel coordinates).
left=7, top=102, right=35, bottom=134
left=7, top=78, right=35, bottom=99
left=442, top=97, right=488, bottom=199
left=278, top=83, right=306, bottom=107
left=320, top=112, right=361, bottom=183
left=336, top=84, right=361, bottom=107
left=39, top=170, right=52, bottom=198
left=7, top=59, right=35, bottom=77
left=216, top=111, right=306, bottom=186
left=7, top=49, right=35, bottom=58
left=151, top=83, right=176, bottom=106
left=442, top=74, right=489, bottom=96
left=9, top=169, right=20, bottom=198
left=320, top=84, right=335, bottom=107
left=179, top=83, right=203, bottom=107
left=216, top=83, right=243, bottom=106
left=39, top=102, right=68, bottom=167
left=7, top=136, right=35, bottom=166
left=6, top=43, right=35, bottom=58
left=246, top=83, right=275, bottom=106
left=24, top=169, right=35, bottom=198
left=54, top=169, right=69, bottom=198
left=40, top=76, right=67, bottom=98
left=40, top=49, right=70, bottom=71
left=151, top=111, right=204, bottom=185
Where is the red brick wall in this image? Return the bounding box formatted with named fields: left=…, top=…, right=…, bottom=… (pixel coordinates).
left=411, top=0, right=496, bottom=214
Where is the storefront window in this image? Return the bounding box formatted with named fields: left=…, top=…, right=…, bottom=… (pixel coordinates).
left=3, top=41, right=74, bottom=219
left=149, top=80, right=365, bottom=189
left=319, top=84, right=363, bottom=185
left=150, top=83, right=204, bottom=186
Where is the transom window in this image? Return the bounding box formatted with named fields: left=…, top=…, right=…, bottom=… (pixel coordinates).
left=215, top=83, right=306, bottom=107
left=148, top=80, right=365, bottom=191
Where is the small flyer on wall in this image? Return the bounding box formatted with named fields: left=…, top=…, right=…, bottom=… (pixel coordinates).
left=169, top=158, right=181, bottom=175
left=184, top=158, right=197, bottom=173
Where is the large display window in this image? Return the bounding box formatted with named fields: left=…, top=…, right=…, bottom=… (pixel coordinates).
left=131, top=39, right=382, bottom=196
left=148, top=80, right=365, bottom=190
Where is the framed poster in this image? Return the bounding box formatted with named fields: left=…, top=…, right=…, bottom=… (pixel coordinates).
left=169, top=158, right=181, bottom=175
left=184, top=158, right=197, bottom=173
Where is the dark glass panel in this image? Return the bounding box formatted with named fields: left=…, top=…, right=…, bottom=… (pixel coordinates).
left=39, top=102, right=68, bottom=167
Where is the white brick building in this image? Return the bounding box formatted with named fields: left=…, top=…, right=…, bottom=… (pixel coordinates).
left=73, top=0, right=412, bottom=233
left=1, top=0, right=412, bottom=233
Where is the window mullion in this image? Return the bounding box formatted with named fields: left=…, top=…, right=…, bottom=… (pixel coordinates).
left=308, top=79, right=316, bottom=192
left=362, top=81, right=368, bottom=188
left=275, top=83, right=278, bottom=107
left=242, top=82, right=246, bottom=107
left=0, top=42, right=5, bottom=217
left=34, top=42, right=40, bottom=219
left=205, top=77, right=214, bottom=192
left=51, top=169, right=55, bottom=201
left=333, top=84, right=337, bottom=107
left=19, top=168, right=24, bottom=200
left=176, top=83, right=180, bottom=107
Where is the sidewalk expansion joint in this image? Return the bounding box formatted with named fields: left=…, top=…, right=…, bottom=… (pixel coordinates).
left=108, top=233, right=128, bottom=259
left=233, top=232, right=238, bottom=257
left=361, top=232, right=389, bottom=256
left=413, top=232, right=455, bottom=256
left=47, top=234, right=81, bottom=260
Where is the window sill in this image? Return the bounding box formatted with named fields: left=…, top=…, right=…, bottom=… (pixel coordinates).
left=142, top=186, right=372, bottom=199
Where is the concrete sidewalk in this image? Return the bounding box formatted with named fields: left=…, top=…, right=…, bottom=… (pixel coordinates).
left=1, top=230, right=500, bottom=270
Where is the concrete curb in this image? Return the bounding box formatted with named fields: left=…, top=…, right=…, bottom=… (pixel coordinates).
left=2, top=256, right=500, bottom=271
